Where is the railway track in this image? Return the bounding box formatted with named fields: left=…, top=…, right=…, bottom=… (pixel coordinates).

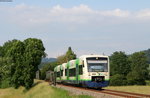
left=56, top=84, right=150, bottom=98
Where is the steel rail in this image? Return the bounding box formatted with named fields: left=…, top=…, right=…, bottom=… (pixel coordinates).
left=56, top=84, right=150, bottom=98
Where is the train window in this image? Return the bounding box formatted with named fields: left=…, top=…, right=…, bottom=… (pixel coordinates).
left=61, top=70, right=63, bottom=76
left=79, top=65, right=83, bottom=75
left=69, top=68, right=76, bottom=76
left=57, top=72, right=60, bottom=77
left=82, top=61, right=84, bottom=67
left=65, top=69, right=67, bottom=76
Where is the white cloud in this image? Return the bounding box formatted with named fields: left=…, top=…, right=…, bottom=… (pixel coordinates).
left=0, top=4, right=150, bottom=29
left=99, top=9, right=130, bottom=17
left=136, top=9, right=150, bottom=18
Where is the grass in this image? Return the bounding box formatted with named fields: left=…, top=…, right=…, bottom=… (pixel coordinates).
left=0, top=80, right=92, bottom=98
left=104, top=85, right=150, bottom=94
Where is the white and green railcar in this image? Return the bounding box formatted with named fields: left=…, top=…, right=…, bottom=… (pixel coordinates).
left=54, top=55, right=109, bottom=88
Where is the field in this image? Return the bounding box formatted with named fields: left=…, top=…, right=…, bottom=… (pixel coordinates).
left=1, top=80, right=150, bottom=98
left=104, top=86, right=150, bottom=94
left=0, top=80, right=92, bottom=98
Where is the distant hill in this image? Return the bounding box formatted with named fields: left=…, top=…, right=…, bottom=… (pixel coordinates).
left=143, top=49, right=150, bottom=64
left=41, top=58, right=57, bottom=63
left=38, top=58, right=57, bottom=69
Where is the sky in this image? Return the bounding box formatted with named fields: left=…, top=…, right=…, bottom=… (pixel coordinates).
left=0, top=0, right=150, bottom=57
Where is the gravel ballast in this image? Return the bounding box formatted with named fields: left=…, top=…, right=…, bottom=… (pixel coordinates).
left=55, top=85, right=122, bottom=98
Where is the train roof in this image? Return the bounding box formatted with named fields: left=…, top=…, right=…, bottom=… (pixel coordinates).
left=54, top=54, right=109, bottom=70
left=79, top=55, right=108, bottom=59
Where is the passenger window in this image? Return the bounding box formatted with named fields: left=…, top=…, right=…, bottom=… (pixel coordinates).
left=69, top=68, right=76, bottom=76
left=79, top=65, right=83, bottom=75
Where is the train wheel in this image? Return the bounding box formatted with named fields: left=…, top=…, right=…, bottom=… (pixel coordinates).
left=96, top=87, right=102, bottom=90
left=82, top=83, right=87, bottom=88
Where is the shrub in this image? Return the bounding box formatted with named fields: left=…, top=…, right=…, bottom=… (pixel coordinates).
left=146, top=80, right=150, bottom=86
left=109, top=74, right=127, bottom=86
left=0, top=79, right=11, bottom=88
left=127, top=70, right=146, bottom=85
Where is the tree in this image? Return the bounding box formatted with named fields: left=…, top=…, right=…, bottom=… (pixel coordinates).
left=0, top=57, right=13, bottom=88
left=143, top=49, right=150, bottom=64
left=127, top=52, right=149, bottom=85
left=110, top=51, right=130, bottom=76
left=57, top=47, right=76, bottom=64
left=129, top=52, right=149, bottom=72
left=0, top=40, right=23, bottom=88
left=0, top=46, right=3, bottom=57
left=23, top=38, right=45, bottom=89
left=0, top=38, right=45, bottom=89
left=8, top=40, right=25, bottom=88
left=148, top=64, right=150, bottom=80
left=57, top=55, right=67, bottom=64
left=65, top=47, right=76, bottom=61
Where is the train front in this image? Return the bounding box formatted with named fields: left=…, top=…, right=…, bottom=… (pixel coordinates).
left=84, top=55, right=109, bottom=88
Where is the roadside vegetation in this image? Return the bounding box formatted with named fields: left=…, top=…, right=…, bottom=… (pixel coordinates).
left=0, top=80, right=92, bottom=98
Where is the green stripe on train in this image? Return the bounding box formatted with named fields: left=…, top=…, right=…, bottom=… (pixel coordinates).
left=76, top=59, right=80, bottom=83
left=59, top=79, right=109, bottom=81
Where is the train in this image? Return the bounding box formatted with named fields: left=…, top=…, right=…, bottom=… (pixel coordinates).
left=54, top=55, right=110, bottom=88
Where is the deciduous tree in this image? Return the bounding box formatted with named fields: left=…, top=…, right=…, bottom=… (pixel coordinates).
left=110, top=51, right=130, bottom=76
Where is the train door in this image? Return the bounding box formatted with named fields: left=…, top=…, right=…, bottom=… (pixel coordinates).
left=76, top=63, right=79, bottom=84
left=67, top=63, right=69, bottom=81
left=76, top=59, right=79, bottom=84
left=60, top=65, right=61, bottom=81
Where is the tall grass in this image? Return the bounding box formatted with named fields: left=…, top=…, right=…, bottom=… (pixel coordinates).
left=0, top=80, right=92, bottom=98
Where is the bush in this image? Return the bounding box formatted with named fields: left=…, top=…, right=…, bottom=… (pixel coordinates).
left=0, top=79, right=11, bottom=88
left=146, top=80, right=150, bottom=86
left=109, top=74, right=127, bottom=86
left=127, top=70, right=146, bottom=85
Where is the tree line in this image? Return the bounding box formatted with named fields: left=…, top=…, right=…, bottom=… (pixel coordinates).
left=110, top=51, right=150, bottom=86
left=0, top=38, right=45, bottom=89
left=39, top=48, right=150, bottom=86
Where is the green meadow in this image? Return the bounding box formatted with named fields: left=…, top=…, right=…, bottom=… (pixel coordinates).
left=105, top=85, right=150, bottom=94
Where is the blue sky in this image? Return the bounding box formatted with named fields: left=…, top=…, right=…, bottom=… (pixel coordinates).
left=0, top=0, right=150, bottom=57
left=2, top=0, right=150, bottom=10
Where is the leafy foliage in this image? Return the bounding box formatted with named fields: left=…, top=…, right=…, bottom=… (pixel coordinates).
left=143, top=49, right=150, bottom=64
left=0, top=38, right=45, bottom=89
left=0, top=57, right=13, bottom=88
left=65, top=47, right=76, bottom=61
left=109, top=74, right=127, bottom=86
left=127, top=70, right=146, bottom=85
left=40, top=62, right=58, bottom=80
left=57, top=47, right=76, bottom=64
left=110, top=51, right=149, bottom=86
left=57, top=55, right=67, bottom=64
left=0, top=46, right=3, bottom=57
left=110, top=51, right=130, bottom=76
left=40, top=47, right=76, bottom=80
left=127, top=52, right=149, bottom=85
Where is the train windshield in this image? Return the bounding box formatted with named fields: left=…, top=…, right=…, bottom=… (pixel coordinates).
left=87, top=57, right=108, bottom=72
